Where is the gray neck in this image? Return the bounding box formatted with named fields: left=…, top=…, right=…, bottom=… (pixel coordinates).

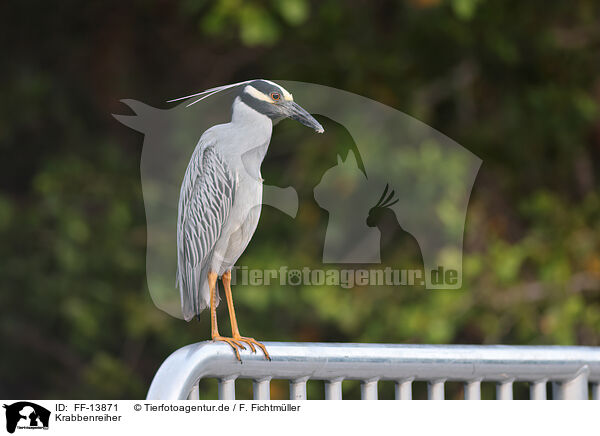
left=228, top=97, right=273, bottom=180
left=231, top=97, right=272, bottom=126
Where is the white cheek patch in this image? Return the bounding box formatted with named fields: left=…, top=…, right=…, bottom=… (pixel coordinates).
left=244, top=85, right=273, bottom=103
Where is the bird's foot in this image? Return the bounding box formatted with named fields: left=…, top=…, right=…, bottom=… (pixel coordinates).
left=212, top=335, right=246, bottom=361
left=233, top=335, right=271, bottom=361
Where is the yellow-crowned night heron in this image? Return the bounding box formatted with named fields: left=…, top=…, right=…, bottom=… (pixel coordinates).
left=173, top=80, right=323, bottom=360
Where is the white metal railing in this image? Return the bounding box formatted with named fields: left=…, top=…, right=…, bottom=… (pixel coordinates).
left=146, top=342, right=600, bottom=400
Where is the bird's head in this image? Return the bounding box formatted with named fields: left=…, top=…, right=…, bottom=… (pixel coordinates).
left=238, top=80, right=324, bottom=133
left=366, top=184, right=399, bottom=228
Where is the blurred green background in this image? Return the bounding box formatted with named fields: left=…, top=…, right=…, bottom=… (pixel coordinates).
left=1, top=0, right=600, bottom=400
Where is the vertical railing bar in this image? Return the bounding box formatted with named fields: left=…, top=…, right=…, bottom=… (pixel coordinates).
left=592, top=383, right=600, bottom=400
left=496, top=380, right=514, bottom=400
left=428, top=379, right=445, bottom=400
left=553, top=372, right=589, bottom=400
left=290, top=377, right=309, bottom=400
left=218, top=377, right=236, bottom=400
left=530, top=379, right=547, bottom=400
left=395, top=378, right=414, bottom=400
left=253, top=378, right=271, bottom=400
left=324, top=378, right=343, bottom=400
left=187, top=381, right=200, bottom=400
left=464, top=380, right=481, bottom=400
left=361, top=379, right=379, bottom=400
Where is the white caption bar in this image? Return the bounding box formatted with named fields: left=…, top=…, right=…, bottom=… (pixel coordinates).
left=1, top=400, right=596, bottom=435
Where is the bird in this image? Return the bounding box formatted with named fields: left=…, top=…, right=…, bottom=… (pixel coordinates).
left=366, top=184, right=424, bottom=272
left=174, top=80, right=324, bottom=361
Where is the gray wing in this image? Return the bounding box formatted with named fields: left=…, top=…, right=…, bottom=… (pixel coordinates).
left=176, top=144, right=236, bottom=321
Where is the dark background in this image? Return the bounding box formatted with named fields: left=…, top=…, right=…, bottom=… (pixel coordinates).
left=1, top=0, right=599, bottom=399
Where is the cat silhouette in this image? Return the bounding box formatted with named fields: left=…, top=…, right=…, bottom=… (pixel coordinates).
left=314, top=151, right=383, bottom=263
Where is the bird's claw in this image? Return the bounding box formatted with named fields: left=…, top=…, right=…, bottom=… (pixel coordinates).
left=233, top=336, right=271, bottom=361
left=212, top=335, right=247, bottom=361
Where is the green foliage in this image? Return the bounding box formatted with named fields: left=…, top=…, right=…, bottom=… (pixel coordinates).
left=450, top=0, right=483, bottom=21
left=196, top=0, right=309, bottom=45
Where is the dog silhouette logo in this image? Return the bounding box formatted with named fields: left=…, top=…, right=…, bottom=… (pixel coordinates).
left=3, top=402, right=50, bottom=433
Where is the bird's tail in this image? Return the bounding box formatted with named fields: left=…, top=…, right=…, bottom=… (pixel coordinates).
left=177, top=264, right=219, bottom=322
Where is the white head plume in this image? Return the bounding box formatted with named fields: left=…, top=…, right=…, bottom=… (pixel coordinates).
left=167, top=80, right=255, bottom=107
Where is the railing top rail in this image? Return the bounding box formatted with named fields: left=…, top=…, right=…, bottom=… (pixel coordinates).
left=147, top=342, right=600, bottom=399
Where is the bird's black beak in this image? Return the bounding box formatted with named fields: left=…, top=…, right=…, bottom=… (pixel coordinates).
left=286, top=101, right=324, bottom=133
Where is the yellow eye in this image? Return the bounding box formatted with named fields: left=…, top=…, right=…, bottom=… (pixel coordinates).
left=270, top=92, right=280, bottom=101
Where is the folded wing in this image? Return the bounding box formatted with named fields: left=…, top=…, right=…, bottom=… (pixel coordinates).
left=176, top=144, right=236, bottom=320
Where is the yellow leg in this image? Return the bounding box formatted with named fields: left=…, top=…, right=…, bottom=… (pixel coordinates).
left=222, top=270, right=271, bottom=361
left=208, top=271, right=246, bottom=361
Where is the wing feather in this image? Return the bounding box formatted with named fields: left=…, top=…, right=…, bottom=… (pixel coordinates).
left=176, top=143, right=236, bottom=320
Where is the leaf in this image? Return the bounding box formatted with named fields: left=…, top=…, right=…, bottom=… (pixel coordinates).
left=450, top=0, right=482, bottom=20
left=274, top=0, right=309, bottom=25
left=240, top=5, right=280, bottom=46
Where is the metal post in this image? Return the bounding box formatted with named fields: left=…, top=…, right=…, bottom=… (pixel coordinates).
left=361, top=379, right=378, bottom=400
left=290, top=378, right=308, bottom=400
left=253, top=378, right=271, bottom=400
left=496, top=381, right=513, bottom=400
left=553, top=372, right=589, bottom=400
left=428, top=380, right=445, bottom=400
left=324, top=379, right=343, bottom=400
left=187, top=382, right=199, bottom=400
left=147, top=342, right=600, bottom=401
left=218, top=377, right=236, bottom=400
left=464, top=380, right=481, bottom=400
left=395, top=378, right=413, bottom=400
left=530, top=380, right=547, bottom=400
